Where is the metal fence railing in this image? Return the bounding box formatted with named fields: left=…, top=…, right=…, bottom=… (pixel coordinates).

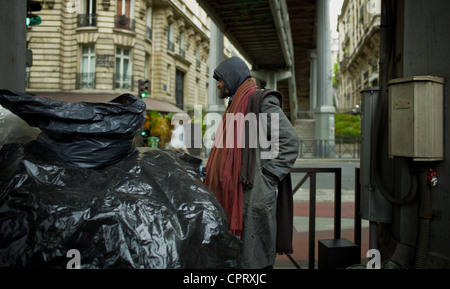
left=299, top=139, right=360, bottom=159
left=289, top=167, right=363, bottom=269
left=291, top=167, right=342, bottom=269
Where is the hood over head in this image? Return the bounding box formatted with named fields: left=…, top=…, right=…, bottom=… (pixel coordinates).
left=213, top=57, right=252, bottom=97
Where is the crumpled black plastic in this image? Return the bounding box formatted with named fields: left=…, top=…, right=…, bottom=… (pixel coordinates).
left=0, top=90, right=146, bottom=169
left=0, top=142, right=241, bottom=269
left=0, top=90, right=240, bottom=268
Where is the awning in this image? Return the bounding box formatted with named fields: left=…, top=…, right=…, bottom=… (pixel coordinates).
left=31, top=92, right=184, bottom=113
left=141, top=97, right=183, bottom=113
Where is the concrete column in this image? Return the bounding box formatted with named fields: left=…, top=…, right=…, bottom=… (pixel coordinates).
left=266, top=71, right=277, bottom=90
left=315, top=0, right=335, bottom=157
left=309, top=50, right=317, bottom=113
left=252, top=69, right=292, bottom=91
left=288, top=69, right=298, bottom=123
left=206, top=22, right=225, bottom=114
left=204, top=22, right=225, bottom=157
left=0, top=0, right=26, bottom=92
left=253, top=69, right=297, bottom=123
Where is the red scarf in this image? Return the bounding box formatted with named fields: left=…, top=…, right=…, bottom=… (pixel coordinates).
left=204, top=78, right=258, bottom=238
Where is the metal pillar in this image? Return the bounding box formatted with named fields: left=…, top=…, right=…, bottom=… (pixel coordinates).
left=252, top=68, right=297, bottom=123
left=314, top=0, right=335, bottom=156
left=252, top=70, right=292, bottom=91
left=0, top=0, right=26, bottom=92
left=207, top=22, right=225, bottom=114
left=204, top=22, right=225, bottom=157
left=266, top=0, right=298, bottom=122
left=309, top=50, right=317, bottom=112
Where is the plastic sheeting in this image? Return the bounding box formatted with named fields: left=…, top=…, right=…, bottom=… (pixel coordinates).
left=0, top=105, right=41, bottom=145
left=0, top=143, right=241, bottom=268
left=0, top=91, right=240, bottom=268
left=0, top=90, right=146, bottom=169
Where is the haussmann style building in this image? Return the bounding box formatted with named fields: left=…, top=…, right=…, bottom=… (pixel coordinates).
left=24, top=0, right=246, bottom=151
left=335, top=0, right=381, bottom=112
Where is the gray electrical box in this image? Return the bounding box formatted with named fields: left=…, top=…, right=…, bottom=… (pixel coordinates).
left=388, top=76, right=444, bottom=161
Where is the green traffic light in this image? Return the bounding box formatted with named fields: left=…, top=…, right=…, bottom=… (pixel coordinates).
left=26, top=14, right=41, bottom=26
left=141, top=93, right=148, bottom=98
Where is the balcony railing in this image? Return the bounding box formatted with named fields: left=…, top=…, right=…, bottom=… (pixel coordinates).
left=114, top=15, right=135, bottom=32
left=76, top=73, right=96, bottom=89
left=114, top=73, right=133, bottom=90
left=167, top=41, right=174, bottom=52
left=178, top=48, right=185, bottom=58
left=77, top=14, right=97, bottom=27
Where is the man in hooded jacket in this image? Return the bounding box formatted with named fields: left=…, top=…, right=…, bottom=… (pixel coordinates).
left=204, top=57, right=300, bottom=269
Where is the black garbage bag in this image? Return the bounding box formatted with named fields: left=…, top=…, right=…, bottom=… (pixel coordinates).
left=0, top=142, right=241, bottom=268
left=0, top=90, right=146, bottom=169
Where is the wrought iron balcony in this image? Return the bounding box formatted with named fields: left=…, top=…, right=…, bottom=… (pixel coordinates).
left=167, top=41, right=174, bottom=52
left=76, top=73, right=96, bottom=89
left=77, top=14, right=97, bottom=27
left=114, top=73, right=133, bottom=90
left=178, top=48, right=185, bottom=58
left=114, top=15, right=135, bottom=32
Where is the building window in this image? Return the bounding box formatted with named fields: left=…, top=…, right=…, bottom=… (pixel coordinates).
left=372, top=57, right=378, bottom=72
left=195, top=45, right=201, bottom=69
left=115, top=47, right=132, bottom=90
left=194, top=78, right=199, bottom=105
left=77, top=0, right=97, bottom=27
left=115, top=0, right=135, bottom=31
left=166, top=64, right=171, bottom=92
left=167, top=23, right=174, bottom=52
left=144, top=53, right=151, bottom=80
left=146, top=7, right=152, bottom=40
left=78, top=45, right=95, bottom=89
left=178, top=31, right=185, bottom=57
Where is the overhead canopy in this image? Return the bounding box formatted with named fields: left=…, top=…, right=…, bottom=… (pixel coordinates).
left=31, top=92, right=184, bottom=113
left=197, top=0, right=317, bottom=99
left=198, top=0, right=290, bottom=71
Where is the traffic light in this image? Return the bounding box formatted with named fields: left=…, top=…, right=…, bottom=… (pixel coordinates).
left=138, top=79, right=150, bottom=98
left=26, top=0, right=42, bottom=26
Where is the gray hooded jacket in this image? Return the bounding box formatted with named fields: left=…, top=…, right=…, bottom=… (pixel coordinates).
left=211, top=57, right=300, bottom=268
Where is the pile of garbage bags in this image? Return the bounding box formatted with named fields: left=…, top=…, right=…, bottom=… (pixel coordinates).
left=0, top=90, right=240, bottom=269
left=0, top=90, right=146, bottom=169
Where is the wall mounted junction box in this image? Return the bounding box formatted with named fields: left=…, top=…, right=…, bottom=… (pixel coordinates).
left=388, top=76, right=444, bottom=161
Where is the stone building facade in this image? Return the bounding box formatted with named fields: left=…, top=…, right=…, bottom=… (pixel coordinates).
left=25, top=0, right=222, bottom=110
left=336, top=0, right=381, bottom=112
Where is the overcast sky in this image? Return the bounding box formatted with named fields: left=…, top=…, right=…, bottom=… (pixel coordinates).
left=330, top=0, right=344, bottom=38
